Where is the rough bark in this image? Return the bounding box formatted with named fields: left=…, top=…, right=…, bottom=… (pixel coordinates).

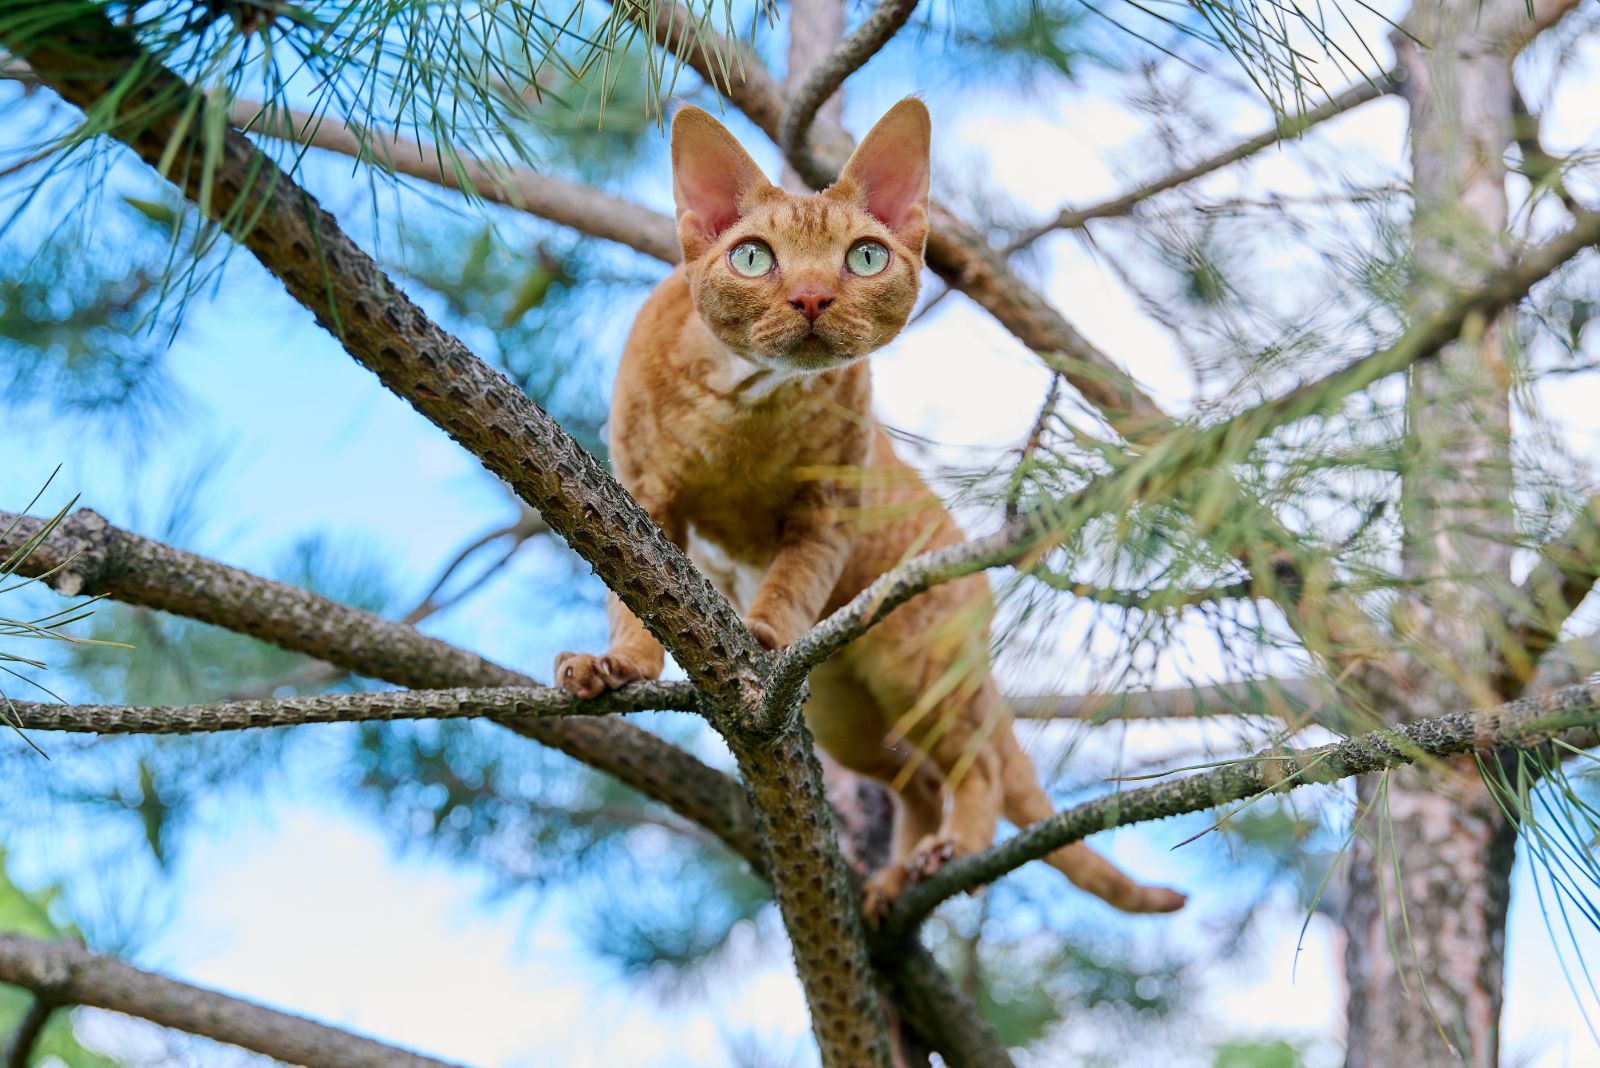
left=881, top=678, right=1600, bottom=938
left=1345, top=5, right=1522, bottom=1062
left=0, top=935, right=463, bottom=1068
left=0, top=684, right=698, bottom=734
left=3, top=11, right=765, bottom=711
left=0, top=508, right=760, bottom=867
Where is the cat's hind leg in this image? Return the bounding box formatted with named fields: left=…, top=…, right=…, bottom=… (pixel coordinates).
left=998, top=726, right=1186, bottom=913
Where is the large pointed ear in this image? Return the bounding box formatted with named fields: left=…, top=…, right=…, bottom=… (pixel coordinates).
left=672, top=106, right=773, bottom=261
left=831, top=98, right=931, bottom=253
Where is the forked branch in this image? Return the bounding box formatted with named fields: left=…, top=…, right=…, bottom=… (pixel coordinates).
left=779, top=0, right=921, bottom=162
left=764, top=203, right=1600, bottom=726
left=0, top=508, right=760, bottom=866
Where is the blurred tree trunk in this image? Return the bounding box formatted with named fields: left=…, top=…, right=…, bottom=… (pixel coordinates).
left=1344, top=3, right=1520, bottom=1064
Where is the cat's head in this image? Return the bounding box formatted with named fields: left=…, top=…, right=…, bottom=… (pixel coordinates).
left=671, top=98, right=930, bottom=372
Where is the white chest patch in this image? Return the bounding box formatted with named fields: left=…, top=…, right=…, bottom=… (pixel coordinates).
left=686, top=529, right=771, bottom=612
left=708, top=351, right=808, bottom=403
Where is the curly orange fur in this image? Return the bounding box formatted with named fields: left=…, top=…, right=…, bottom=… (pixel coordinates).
left=556, top=99, right=1185, bottom=917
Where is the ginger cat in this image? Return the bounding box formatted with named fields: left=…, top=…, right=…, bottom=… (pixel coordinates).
left=556, top=99, right=1185, bottom=917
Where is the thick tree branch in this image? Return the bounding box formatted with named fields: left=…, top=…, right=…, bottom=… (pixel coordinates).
left=0, top=934, right=463, bottom=1068
left=880, top=678, right=1600, bottom=937
left=0, top=508, right=760, bottom=867
left=6, top=19, right=938, bottom=1058
left=5, top=12, right=764, bottom=711
left=231, top=100, right=682, bottom=264
left=1, top=683, right=699, bottom=735
left=778, top=0, right=920, bottom=163
left=1006, top=72, right=1398, bottom=248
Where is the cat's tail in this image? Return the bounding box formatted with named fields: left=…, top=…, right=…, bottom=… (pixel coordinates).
left=997, top=727, right=1186, bottom=914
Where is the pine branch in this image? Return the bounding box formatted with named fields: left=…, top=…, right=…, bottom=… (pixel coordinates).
left=5, top=19, right=902, bottom=1059
left=231, top=100, right=682, bottom=263
left=778, top=0, right=920, bottom=163
left=1005, top=71, right=1398, bottom=249
left=762, top=204, right=1600, bottom=727
left=5, top=10, right=764, bottom=710
left=0, top=934, right=463, bottom=1068
left=1, top=683, right=699, bottom=735
left=0, top=508, right=761, bottom=867
left=879, top=677, right=1600, bottom=938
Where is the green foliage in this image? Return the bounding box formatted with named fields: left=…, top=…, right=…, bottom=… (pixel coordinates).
left=1211, top=1039, right=1304, bottom=1068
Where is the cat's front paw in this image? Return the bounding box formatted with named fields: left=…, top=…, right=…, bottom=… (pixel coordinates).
left=554, top=651, right=645, bottom=699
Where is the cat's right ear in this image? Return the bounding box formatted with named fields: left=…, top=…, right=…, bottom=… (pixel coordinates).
left=672, top=106, right=773, bottom=261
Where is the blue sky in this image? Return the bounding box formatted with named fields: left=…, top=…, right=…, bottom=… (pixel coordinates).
left=3, top=3, right=1600, bottom=1065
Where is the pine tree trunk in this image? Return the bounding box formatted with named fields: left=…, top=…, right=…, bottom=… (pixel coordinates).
left=1344, top=3, right=1519, bottom=1064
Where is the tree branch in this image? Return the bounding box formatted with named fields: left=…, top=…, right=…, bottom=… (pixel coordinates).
left=1005, top=71, right=1398, bottom=249
left=1501, top=493, right=1600, bottom=691
left=7, top=17, right=938, bottom=1058
left=778, top=0, right=920, bottom=163
left=0, top=508, right=761, bottom=867
left=0, top=934, right=464, bottom=1068
left=880, top=678, right=1600, bottom=937
left=763, top=203, right=1600, bottom=726
left=6, top=11, right=765, bottom=712
left=1, top=683, right=699, bottom=735
left=3, top=997, right=51, bottom=1068
left=616, top=0, right=1168, bottom=435
left=1010, top=675, right=1330, bottom=722
left=230, top=100, right=682, bottom=264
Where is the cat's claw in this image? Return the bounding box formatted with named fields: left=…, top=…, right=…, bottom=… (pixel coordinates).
left=554, top=651, right=643, bottom=699
left=906, top=836, right=958, bottom=881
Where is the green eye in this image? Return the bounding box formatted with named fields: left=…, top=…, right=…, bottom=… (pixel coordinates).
left=729, top=241, right=775, bottom=277
left=846, top=240, right=890, bottom=276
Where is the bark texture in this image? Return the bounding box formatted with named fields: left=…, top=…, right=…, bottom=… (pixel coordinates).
left=0, top=508, right=760, bottom=866
left=4, top=16, right=900, bottom=1063
left=0, top=935, right=462, bottom=1068
left=882, top=679, right=1600, bottom=937
left=1, top=684, right=698, bottom=734
left=3, top=14, right=764, bottom=710
left=1345, top=6, right=1522, bottom=1060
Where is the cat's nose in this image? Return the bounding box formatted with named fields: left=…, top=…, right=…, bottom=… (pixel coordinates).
left=788, top=290, right=835, bottom=322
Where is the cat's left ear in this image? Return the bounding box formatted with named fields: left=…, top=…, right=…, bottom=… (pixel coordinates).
left=672, top=106, right=775, bottom=261
left=831, top=98, right=931, bottom=253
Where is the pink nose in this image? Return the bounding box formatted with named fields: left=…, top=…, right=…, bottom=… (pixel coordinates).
left=788, top=290, right=834, bottom=322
